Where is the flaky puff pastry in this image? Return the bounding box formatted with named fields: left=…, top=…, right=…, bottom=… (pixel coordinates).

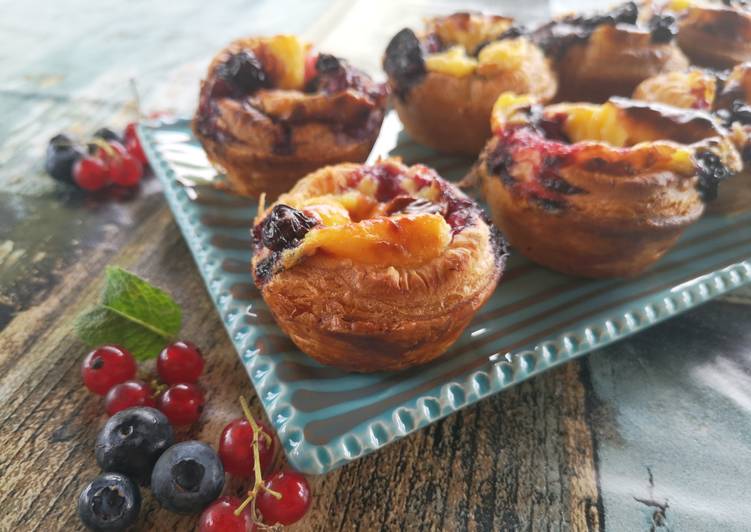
left=193, top=35, right=387, bottom=198
left=475, top=93, right=741, bottom=278
left=643, top=0, right=751, bottom=69
left=531, top=2, right=688, bottom=102
left=251, top=159, right=507, bottom=372
left=633, top=64, right=751, bottom=213
left=383, top=12, right=557, bottom=156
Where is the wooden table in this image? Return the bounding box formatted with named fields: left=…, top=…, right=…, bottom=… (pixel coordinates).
left=2, top=1, right=751, bottom=530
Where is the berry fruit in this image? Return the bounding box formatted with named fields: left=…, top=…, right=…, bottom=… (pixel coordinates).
left=218, top=51, right=269, bottom=93
left=78, top=472, right=141, bottom=531
left=81, top=346, right=137, bottom=396
left=110, top=153, right=143, bottom=187
left=158, top=383, right=205, bottom=426
left=157, top=341, right=205, bottom=385
left=73, top=156, right=109, bottom=191
left=105, top=380, right=156, bottom=416
left=96, top=407, right=174, bottom=485
left=151, top=441, right=225, bottom=514
left=45, top=133, right=85, bottom=184
left=124, top=123, right=148, bottom=165
left=218, top=418, right=274, bottom=478
left=198, top=496, right=255, bottom=532
left=256, top=470, right=311, bottom=526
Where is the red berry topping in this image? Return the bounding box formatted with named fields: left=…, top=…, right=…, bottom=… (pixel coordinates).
left=81, top=346, right=137, bottom=395
left=124, top=123, right=148, bottom=165
left=157, top=341, right=205, bottom=385
left=104, top=380, right=156, bottom=416
left=198, top=496, right=255, bottom=532
left=304, top=52, right=319, bottom=85
left=256, top=470, right=311, bottom=526
left=218, top=418, right=274, bottom=478
left=73, top=156, right=109, bottom=191
left=157, top=383, right=205, bottom=425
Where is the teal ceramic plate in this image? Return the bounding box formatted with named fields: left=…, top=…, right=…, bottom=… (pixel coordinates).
left=139, top=116, right=751, bottom=474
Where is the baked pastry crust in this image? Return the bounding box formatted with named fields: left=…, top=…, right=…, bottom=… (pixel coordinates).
left=383, top=12, right=557, bottom=156
left=476, top=93, right=741, bottom=278
left=532, top=2, right=689, bottom=102
left=644, top=0, right=751, bottom=69
left=193, top=35, right=387, bottom=198
left=251, top=159, right=507, bottom=372
left=633, top=64, right=751, bottom=213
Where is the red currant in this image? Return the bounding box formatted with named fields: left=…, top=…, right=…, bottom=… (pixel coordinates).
left=198, top=496, right=255, bottom=532
left=256, top=470, right=311, bottom=526
left=81, top=346, right=137, bottom=395
left=218, top=418, right=274, bottom=478
left=157, top=383, right=205, bottom=425
left=73, top=156, right=109, bottom=191
left=104, top=380, right=156, bottom=416
left=110, top=154, right=143, bottom=187
left=157, top=341, right=205, bottom=385
left=124, top=123, right=148, bottom=165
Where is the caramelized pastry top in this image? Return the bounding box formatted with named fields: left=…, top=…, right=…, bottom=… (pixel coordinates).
left=530, top=1, right=678, bottom=60
left=252, top=160, right=488, bottom=284
left=195, top=35, right=387, bottom=147
left=383, top=12, right=546, bottom=95
left=486, top=92, right=741, bottom=206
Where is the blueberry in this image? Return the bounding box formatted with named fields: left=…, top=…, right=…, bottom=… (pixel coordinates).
left=648, top=14, right=676, bottom=44
left=315, top=53, right=342, bottom=74
left=45, top=133, right=85, bottom=184
left=95, top=407, right=174, bottom=486
left=218, top=51, right=269, bottom=93
left=696, top=150, right=731, bottom=201
left=78, top=472, right=141, bottom=531
left=261, top=204, right=317, bottom=252
left=93, top=127, right=122, bottom=143
left=151, top=441, right=225, bottom=514
left=383, top=28, right=426, bottom=97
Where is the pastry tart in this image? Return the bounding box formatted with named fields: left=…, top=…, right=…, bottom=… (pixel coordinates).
left=475, top=93, right=741, bottom=278
left=643, top=0, right=751, bottom=69
left=193, top=35, right=388, bottom=198
left=531, top=1, right=689, bottom=102
left=383, top=12, right=557, bottom=155
left=251, top=159, right=508, bottom=372
left=634, top=64, right=751, bottom=212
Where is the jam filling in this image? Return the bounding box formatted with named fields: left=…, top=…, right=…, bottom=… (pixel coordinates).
left=489, top=102, right=732, bottom=208
left=254, top=162, right=484, bottom=283
left=197, top=45, right=384, bottom=143
left=531, top=2, right=658, bottom=60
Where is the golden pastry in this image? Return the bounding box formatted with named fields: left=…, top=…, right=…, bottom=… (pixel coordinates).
left=633, top=64, right=751, bottom=212
left=251, top=159, right=508, bottom=372
left=383, top=12, right=557, bottom=156
left=643, top=0, right=751, bottom=69
left=475, top=93, right=741, bottom=278
left=531, top=1, right=689, bottom=102
left=193, top=35, right=387, bottom=198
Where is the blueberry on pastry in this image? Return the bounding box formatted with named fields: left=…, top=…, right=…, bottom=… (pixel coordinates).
left=193, top=35, right=388, bottom=198
left=475, top=93, right=741, bottom=278
left=383, top=12, right=557, bottom=155
left=251, top=159, right=508, bottom=372
left=531, top=1, right=689, bottom=102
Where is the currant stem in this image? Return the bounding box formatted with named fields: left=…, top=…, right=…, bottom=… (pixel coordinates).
left=234, top=396, right=281, bottom=517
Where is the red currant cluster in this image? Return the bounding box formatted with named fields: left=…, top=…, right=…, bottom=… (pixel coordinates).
left=199, top=397, right=312, bottom=530
left=45, top=123, right=149, bottom=191
left=81, top=341, right=206, bottom=426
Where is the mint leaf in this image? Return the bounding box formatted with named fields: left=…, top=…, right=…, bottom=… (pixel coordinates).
left=75, top=266, right=182, bottom=361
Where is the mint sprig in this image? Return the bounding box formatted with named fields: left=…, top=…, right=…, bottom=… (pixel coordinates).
left=75, top=266, right=182, bottom=361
